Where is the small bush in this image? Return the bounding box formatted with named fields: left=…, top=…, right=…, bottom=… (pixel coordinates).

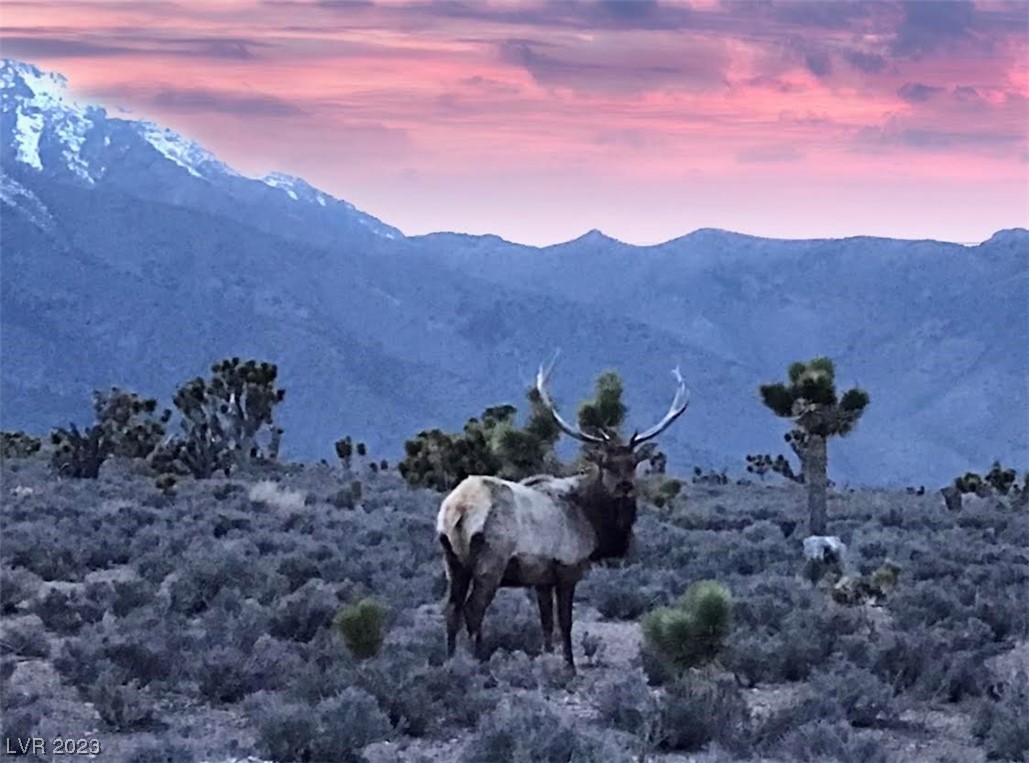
left=33, top=587, right=103, bottom=635
left=0, top=619, right=50, bottom=658
left=247, top=687, right=391, bottom=763
left=90, top=670, right=155, bottom=731
left=462, top=694, right=629, bottom=763
left=269, top=579, right=340, bottom=643
left=657, top=671, right=751, bottom=753
left=641, top=579, right=732, bottom=677
left=972, top=675, right=1029, bottom=762
left=772, top=719, right=888, bottom=763
left=808, top=661, right=899, bottom=728
left=1, top=567, right=43, bottom=614
left=124, top=736, right=196, bottom=763
left=333, top=598, right=386, bottom=660
left=595, top=669, right=660, bottom=737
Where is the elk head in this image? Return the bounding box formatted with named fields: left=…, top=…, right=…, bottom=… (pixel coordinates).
left=535, top=351, right=691, bottom=503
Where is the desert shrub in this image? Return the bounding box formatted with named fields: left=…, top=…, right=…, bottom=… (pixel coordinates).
left=333, top=598, right=386, bottom=659
left=487, top=649, right=539, bottom=690
left=167, top=547, right=262, bottom=616
left=0, top=618, right=50, bottom=658
left=90, top=670, right=155, bottom=731
left=0, top=567, right=43, bottom=614
left=641, top=580, right=732, bottom=678
left=972, top=675, right=1029, bottom=762
left=103, top=636, right=174, bottom=688
left=580, top=564, right=660, bottom=620
left=362, top=650, right=488, bottom=736
left=808, top=661, right=899, bottom=728
left=329, top=483, right=362, bottom=510
left=269, top=579, right=340, bottom=643
left=472, top=592, right=544, bottom=659
left=247, top=687, right=391, bottom=763
left=108, top=578, right=157, bottom=618
left=195, top=635, right=303, bottom=705
left=771, top=719, right=888, bottom=763
left=0, top=688, right=44, bottom=747
left=124, top=736, right=196, bottom=763
left=33, top=587, right=103, bottom=635
left=462, top=694, right=630, bottom=763
left=246, top=692, right=318, bottom=762
left=277, top=554, right=321, bottom=593
left=52, top=638, right=104, bottom=691
left=657, top=670, right=751, bottom=753
left=595, top=669, right=660, bottom=737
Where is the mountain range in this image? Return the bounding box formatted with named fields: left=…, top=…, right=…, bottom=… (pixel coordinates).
left=1, top=58, right=1026, bottom=486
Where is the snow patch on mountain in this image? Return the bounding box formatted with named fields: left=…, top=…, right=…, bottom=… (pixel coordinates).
left=0, top=172, right=54, bottom=231
left=135, top=120, right=234, bottom=180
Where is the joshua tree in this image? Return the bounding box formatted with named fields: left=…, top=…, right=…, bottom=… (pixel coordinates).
left=759, top=358, right=869, bottom=535
left=151, top=358, right=284, bottom=478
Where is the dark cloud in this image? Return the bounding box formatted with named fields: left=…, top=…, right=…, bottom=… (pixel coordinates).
left=317, top=0, right=694, bottom=31
left=953, top=85, right=981, bottom=102
left=803, top=47, right=832, bottom=77
left=498, top=38, right=727, bottom=93
left=841, top=49, right=888, bottom=74
left=0, top=36, right=128, bottom=58
left=857, top=123, right=1023, bottom=150
left=147, top=88, right=304, bottom=117
left=891, top=0, right=977, bottom=58
left=756, top=0, right=879, bottom=30
left=0, top=33, right=263, bottom=60
left=897, top=82, right=943, bottom=103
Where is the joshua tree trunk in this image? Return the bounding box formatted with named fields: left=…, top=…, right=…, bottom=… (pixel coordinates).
left=805, top=434, right=828, bottom=535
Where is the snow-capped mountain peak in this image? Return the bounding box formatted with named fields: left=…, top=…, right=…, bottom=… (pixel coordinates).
left=1, top=58, right=402, bottom=240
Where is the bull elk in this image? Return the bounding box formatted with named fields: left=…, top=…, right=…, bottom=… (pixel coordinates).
left=436, top=354, right=690, bottom=672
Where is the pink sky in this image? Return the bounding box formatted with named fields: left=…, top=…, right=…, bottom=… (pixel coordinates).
left=3, top=0, right=1027, bottom=245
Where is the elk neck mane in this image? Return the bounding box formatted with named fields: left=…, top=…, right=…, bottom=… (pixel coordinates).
left=569, top=469, right=637, bottom=561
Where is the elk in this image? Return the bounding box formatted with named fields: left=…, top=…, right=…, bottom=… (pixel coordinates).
left=436, top=354, right=690, bottom=672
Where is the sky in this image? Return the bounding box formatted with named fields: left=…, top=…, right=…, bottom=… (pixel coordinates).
left=2, top=0, right=1027, bottom=246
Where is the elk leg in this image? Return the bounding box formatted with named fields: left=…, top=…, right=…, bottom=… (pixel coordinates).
left=440, top=535, right=472, bottom=657
left=444, top=564, right=472, bottom=658
left=555, top=581, right=577, bottom=673
left=464, top=573, right=502, bottom=660
left=535, top=585, right=555, bottom=653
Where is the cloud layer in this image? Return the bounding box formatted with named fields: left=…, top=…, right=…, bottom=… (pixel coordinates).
left=3, top=0, right=1026, bottom=244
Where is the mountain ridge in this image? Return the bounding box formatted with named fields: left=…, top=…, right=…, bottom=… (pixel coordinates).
left=2, top=58, right=1026, bottom=485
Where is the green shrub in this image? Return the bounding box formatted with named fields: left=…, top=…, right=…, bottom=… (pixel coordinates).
left=641, top=580, right=731, bottom=677
left=333, top=598, right=386, bottom=660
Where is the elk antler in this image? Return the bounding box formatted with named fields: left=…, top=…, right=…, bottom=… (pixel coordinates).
left=628, top=366, right=690, bottom=447
left=536, top=350, right=610, bottom=445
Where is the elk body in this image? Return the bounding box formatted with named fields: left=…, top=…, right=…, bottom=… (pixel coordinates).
left=436, top=356, right=690, bottom=672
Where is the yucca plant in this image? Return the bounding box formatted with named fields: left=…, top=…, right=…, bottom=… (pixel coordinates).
left=759, top=358, right=869, bottom=535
